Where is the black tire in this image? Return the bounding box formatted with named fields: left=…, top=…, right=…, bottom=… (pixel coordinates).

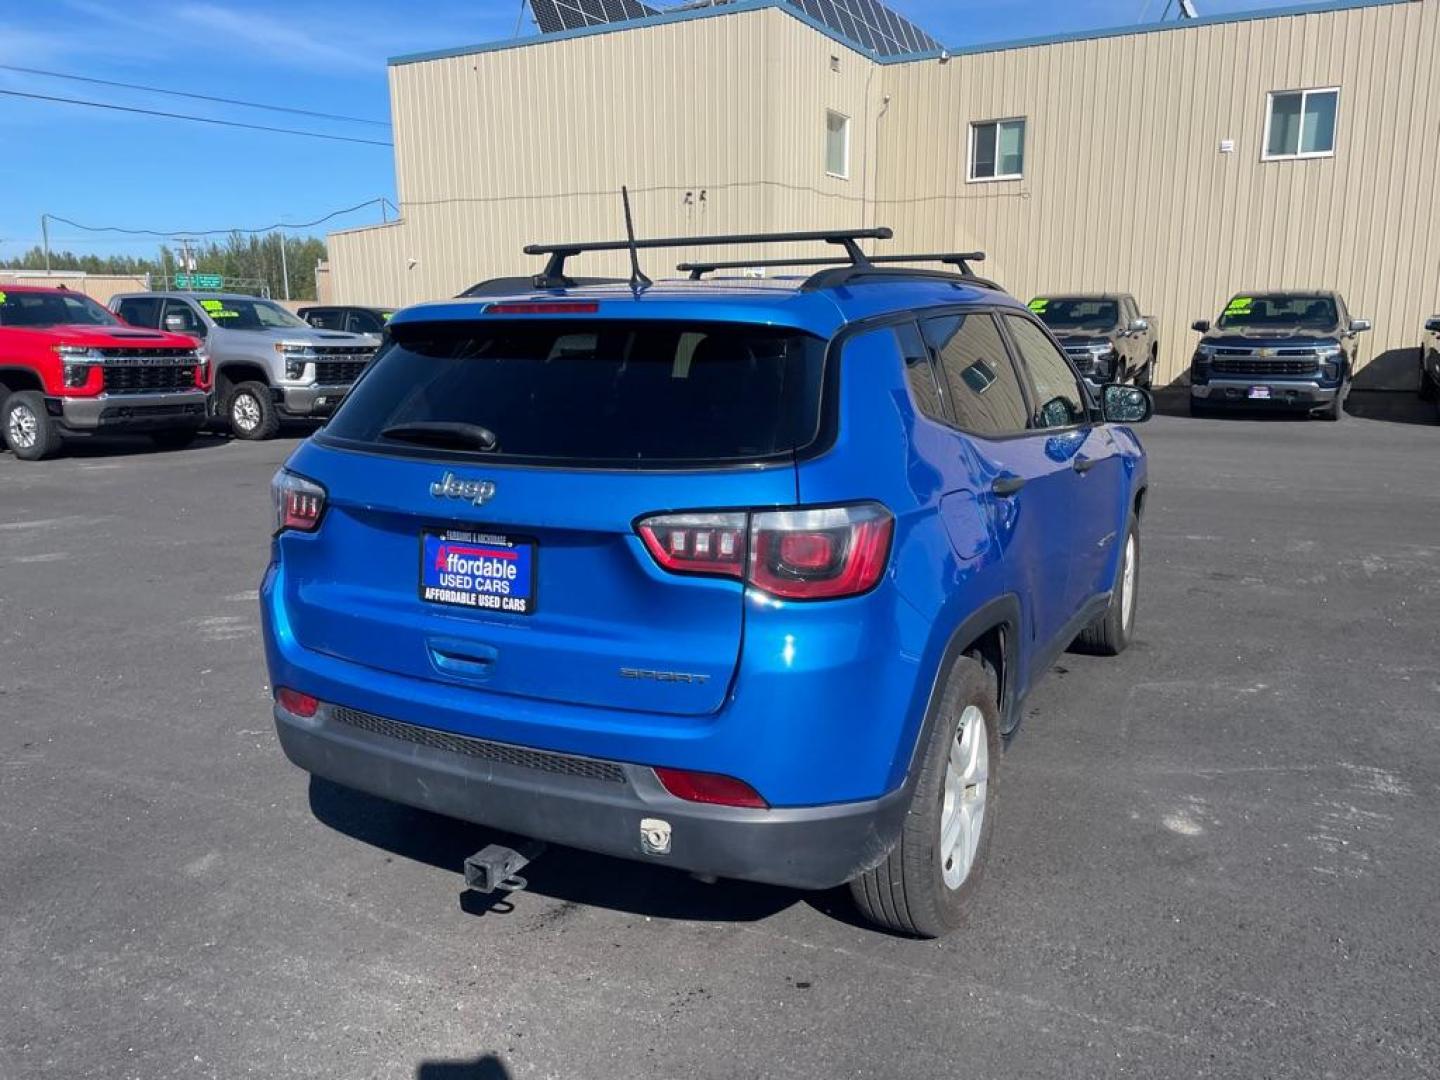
left=1188, top=397, right=1211, bottom=418
left=849, top=655, right=999, bottom=938
left=1137, top=351, right=1155, bottom=390
left=150, top=426, right=202, bottom=451
left=1316, top=387, right=1345, bottom=422
left=2, top=390, right=62, bottom=461
left=1418, top=354, right=1437, bottom=402
left=226, top=381, right=280, bottom=441
left=1075, top=513, right=1139, bottom=656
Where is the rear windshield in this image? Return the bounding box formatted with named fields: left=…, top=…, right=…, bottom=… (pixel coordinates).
left=1028, top=298, right=1119, bottom=331
left=0, top=291, right=119, bottom=328
left=1218, top=294, right=1338, bottom=329
left=322, top=319, right=827, bottom=466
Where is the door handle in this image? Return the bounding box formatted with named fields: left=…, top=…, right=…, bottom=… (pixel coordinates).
left=991, top=473, right=1026, bottom=496
left=1073, top=455, right=1097, bottom=474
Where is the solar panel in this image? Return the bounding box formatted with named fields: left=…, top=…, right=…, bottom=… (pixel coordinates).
left=529, top=0, right=939, bottom=58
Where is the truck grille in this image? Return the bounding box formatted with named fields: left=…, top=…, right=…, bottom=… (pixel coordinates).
left=1211, top=357, right=1318, bottom=376
left=1065, top=351, right=1096, bottom=374
left=102, top=361, right=197, bottom=394
left=314, top=360, right=368, bottom=384
left=330, top=706, right=627, bottom=784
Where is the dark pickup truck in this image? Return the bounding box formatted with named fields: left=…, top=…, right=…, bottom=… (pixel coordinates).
left=1189, top=291, right=1370, bottom=421
left=1419, top=313, right=1440, bottom=412
left=1027, top=294, right=1158, bottom=389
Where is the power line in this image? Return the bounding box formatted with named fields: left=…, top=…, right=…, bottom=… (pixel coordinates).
left=0, top=64, right=391, bottom=128
left=44, top=198, right=399, bottom=239
left=0, top=89, right=393, bottom=147
left=0, top=64, right=390, bottom=127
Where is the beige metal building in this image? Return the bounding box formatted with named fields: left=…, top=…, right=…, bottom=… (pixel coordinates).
left=330, top=0, right=1440, bottom=387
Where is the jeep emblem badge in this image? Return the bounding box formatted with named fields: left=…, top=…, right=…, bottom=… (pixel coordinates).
left=430, top=471, right=496, bottom=506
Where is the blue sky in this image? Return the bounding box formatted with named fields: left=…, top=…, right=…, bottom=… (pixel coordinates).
left=2, top=0, right=1308, bottom=260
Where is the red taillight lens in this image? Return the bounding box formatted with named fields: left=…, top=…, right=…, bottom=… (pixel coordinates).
left=654, top=767, right=767, bottom=809
left=275, top=687, right=319, bottom=717
left=484, top=301, right=601, bottom=314
left=749, top=504, right=893, bottom=600
left=636, top=512, right=748, bottom=579
left=270, top=469, right=327, bottom=533
left=636, top=503, right=893, bottom=600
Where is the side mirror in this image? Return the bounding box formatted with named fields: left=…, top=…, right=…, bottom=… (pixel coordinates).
left=1425, top=316, right=1440, bottom=333
left=1129, top=318, right=1149, bottom=333
left=1102, top=384, right=1153, bottom=425
left=1191, top=319, right=1211, bottom=334
left=1349, top=318, right=1372, bottom=333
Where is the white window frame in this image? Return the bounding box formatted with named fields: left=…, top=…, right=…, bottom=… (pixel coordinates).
left=825, top=109, right=851, bottom=180
left=1261, top=86, right=1340, bottom=162
left=967, top=117, right=1027, bottom=183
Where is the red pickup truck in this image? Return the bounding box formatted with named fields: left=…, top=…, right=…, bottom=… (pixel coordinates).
left=0, top=285, right=209, bottom=460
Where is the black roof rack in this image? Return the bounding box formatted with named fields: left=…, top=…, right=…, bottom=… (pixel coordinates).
left=520, top=227, right=893, bottom=289
left=677, top=251, right=999, bottom=291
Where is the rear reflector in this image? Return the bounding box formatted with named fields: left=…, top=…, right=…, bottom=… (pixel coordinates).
left=275, top=687, right=319, bottom=718
left=654, top=767, right=767, bottom=809
left=484, top=301, right=601, bottom=314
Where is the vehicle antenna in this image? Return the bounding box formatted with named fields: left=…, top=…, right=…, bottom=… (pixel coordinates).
left=621, top=186, right=651, bottom=291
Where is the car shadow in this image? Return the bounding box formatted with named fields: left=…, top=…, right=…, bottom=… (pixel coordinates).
left=307, top=777, right=804, bottom=924
left=415, top=1053, right=511, bottom=1079
left=1343, top=390, right=1437, bottom=427
left=54, top=432, right=234, bottom=457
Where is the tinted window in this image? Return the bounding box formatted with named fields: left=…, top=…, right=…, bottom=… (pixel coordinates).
left=345, top=310, right=384, bottom=334
left=1029, top=298, right=1120, bottom=331
left=116, top=297, right=162, bottom=328
left=1217, top=294, right=1339, bottom=330
left=162, top=300, right=205, bottom=336
left=922, top=312, right=1029, bottom=436
left=304, top=309, right=345, bottom=330
left=1004, top=315, right=1088, bottom=429
left=324, top=320, right=826, bottom=466
left=0, top=291, right=119, bottom=328
left=193, top=298, right=308, bottom=330
left=895, top=321, right=944, bottom=423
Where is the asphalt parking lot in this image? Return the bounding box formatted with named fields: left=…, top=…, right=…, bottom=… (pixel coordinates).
left=2, top=399, right=1438, bottom=1080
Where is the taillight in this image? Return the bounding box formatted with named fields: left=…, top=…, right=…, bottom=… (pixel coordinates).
left=654, top=767, right=767, bottom=809
left=749, top=504, right=893, bottom=599
left=636, top=512, right=747, bottom=579
left=634, top=502, right=893, bottom=600
left=271, top=469, right=327, bottom=533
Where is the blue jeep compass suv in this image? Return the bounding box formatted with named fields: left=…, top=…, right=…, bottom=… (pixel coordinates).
left=261, top=227, right=1152, bottom=937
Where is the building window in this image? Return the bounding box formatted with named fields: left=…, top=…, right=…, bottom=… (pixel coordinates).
left=969, top=118, right=1026, bottom=182
left=825, top=110, right=850, bottom=179
left=1264, top=88, right=1339, bottom=160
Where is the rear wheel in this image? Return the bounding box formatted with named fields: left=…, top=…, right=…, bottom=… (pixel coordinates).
left=2, top=391, right=61, bottom=461
left=226, top=381, right=279, bottom=441
left=1075, top=513, right=1138, bottom=656
left=849, top=655, right=997, bottom=938
left=150, top=426, right=202, bottom=451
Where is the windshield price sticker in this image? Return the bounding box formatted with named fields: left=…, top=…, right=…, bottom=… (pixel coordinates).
left=1028, top=298, right=1049, bottom=313
left=201, top=299, right=240, bottom=319
left=1225, top=297, right=1254, bottom=316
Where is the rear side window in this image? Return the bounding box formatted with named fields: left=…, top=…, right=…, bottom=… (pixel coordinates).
left=895, top=321, right=945, bottom=423
left=1003, top=315, right=1088, bottom=429
left=921, top=312, right=1029, bottom=437
left=324, top=319, right=827, bottom=466
left=305, top=309, right=345, bottom=330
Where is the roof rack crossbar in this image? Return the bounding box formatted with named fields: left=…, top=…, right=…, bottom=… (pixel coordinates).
left=679, top=251, right=989, bottom=281
left=522, top=227, right=893, bottom=286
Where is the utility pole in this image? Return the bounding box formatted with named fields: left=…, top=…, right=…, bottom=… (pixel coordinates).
left=40, top=214, right=51, bottom=273
left=278, top=231, right=290, bottom=300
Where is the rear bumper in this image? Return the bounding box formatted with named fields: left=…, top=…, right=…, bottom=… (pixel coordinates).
left=275, top=700, right=908, bottom=890
left=55, top=390, right=208, bottom=431
left=280, top=384, right=351, bottom=417
left=1192, top=379, right=1339, bottom=407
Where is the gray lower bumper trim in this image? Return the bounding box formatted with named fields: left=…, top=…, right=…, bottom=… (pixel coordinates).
left=280, top=384, right=351, bottom=417
left=58, top=391, right=208, bottom=430
left=276, top=704, right=908, bottom=890
left=1193, top=379, right=1338, bottom=405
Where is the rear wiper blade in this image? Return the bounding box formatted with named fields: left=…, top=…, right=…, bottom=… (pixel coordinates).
left=380, top=421, right=499, bottom=452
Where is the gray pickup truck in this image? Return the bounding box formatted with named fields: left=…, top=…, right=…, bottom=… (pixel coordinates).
left=1027, top=293, right=1159, bottom=389
left=109, top=292, right=377, bottom=440
left=1419, top=313, right=1440, bottom=410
